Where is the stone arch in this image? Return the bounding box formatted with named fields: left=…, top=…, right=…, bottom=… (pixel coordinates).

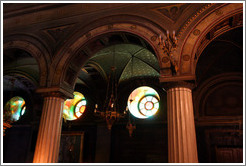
left=177, top=3, right=243, bottom=77
left=3, top=34, right=50, bottom=87
left=51, top=15, right=168, bottom=91
left=193, top=72, right=243, bottom=119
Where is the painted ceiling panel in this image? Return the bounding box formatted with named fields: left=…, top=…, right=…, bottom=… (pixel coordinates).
left=78, top=44, right=160, bottom=86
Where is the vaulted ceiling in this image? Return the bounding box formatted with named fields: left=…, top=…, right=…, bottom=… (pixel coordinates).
left=3, top=3, right=243, bottom=100
left=78, top=43, right=159, bottom=87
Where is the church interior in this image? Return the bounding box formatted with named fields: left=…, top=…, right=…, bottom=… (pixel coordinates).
left=2, top=2, right=244, bottom=163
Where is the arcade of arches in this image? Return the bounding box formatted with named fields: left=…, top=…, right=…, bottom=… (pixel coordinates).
left=3, top=3, right=243, bottom=163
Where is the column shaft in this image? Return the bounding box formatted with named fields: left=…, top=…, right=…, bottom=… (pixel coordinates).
left=167, top=87, right=198, bottom=163
left=33, top=97, right=64, bottom=163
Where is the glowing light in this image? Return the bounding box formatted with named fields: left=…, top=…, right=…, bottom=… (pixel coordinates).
left=21, top=106, right=26, bottom=116
left=63, top=91, right=87, bottom=121
left=75, top=100, right=86, bottom=118
left=4, top=96, right=26, bottom=122
left=127, top=86, right=160, bottom=119
left=145, top=101, right=154, bottom=110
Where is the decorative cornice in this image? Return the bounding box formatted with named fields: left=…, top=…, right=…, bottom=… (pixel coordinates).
left=177, top=3, right=213, bottom=39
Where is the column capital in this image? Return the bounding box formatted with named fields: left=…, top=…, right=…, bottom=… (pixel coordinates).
left=162, top=80, right=196, bottom=91
left=36, top=86, right=74, bottom=99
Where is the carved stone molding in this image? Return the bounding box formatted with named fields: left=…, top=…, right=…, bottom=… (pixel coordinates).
left=179, top=3, right=243, bottom=76
left=162, top=80, right=195, bottom=90
left=36, top=86, right=74, bottom=99
left=177, top=3, right=213, bottom=39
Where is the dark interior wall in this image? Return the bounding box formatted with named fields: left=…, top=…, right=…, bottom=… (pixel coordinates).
left=61, top=124, right=98, bottom=163
left=3, top=91, right=42, bottom=163
left=202, top=83, right=242, bottom=117
left=110, top=123, right=168, bottom=163
left=194, top=82, right=243, bottom=163
left=196, top=126, right=243, bottom=163
left=3, top=126, right=33, bottom=163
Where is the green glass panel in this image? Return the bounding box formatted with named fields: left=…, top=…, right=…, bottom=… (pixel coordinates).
left=4, top=96, right=26, bottom=122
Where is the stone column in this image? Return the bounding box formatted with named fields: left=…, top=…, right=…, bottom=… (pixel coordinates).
left=165, top=82, right=198, bottom=163
left=33, top=92, right=65, bottom=163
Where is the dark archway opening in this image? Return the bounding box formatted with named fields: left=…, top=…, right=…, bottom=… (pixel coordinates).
left=194, top=27, right=243, bottom=163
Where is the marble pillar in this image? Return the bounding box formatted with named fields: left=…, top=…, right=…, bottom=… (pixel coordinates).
left=166, top=82, right=198, bottom=163
left=33, top=95, right=65, bottom=163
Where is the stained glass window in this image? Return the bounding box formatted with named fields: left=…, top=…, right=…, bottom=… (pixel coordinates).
left=63, top=91, right=87, bottom=121
left=127, top=86, right=160, bottom=119
left=4, top=96, right=26, bottom=122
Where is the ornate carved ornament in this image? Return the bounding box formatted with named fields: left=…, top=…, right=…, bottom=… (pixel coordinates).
left=158, top=30, right=178, bottom=74
left=158, top=4, right=214, bottom=81
left=177, top=3, right=213, bottom=39
left=152, top=3, right=190, bottom=23
left=42, top=23, right=75, bottom=44
left=178, top=3, right=243, bottom=76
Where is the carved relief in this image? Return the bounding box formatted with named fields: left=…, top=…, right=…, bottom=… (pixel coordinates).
left=162, top=57, right=169, bottom=63
left=193, top=29, right=200, bottom=36
left=43, top=24, right=75, bottom=43
left=182, top=54, right=190, bottom=61
left=151, top=35, right=157, bottom=41
left=153, top=4, right=190, bottom=22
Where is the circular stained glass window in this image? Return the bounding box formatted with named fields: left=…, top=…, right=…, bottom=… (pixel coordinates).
left=127, top=86, right=160, bottom=119
left=74, top=99, right=86, bottom=118
left=63, top=91, right=87, bottom=121
left=138, top=95, right=159, bottom=117
left=4, top=96, right=26, bottom=122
